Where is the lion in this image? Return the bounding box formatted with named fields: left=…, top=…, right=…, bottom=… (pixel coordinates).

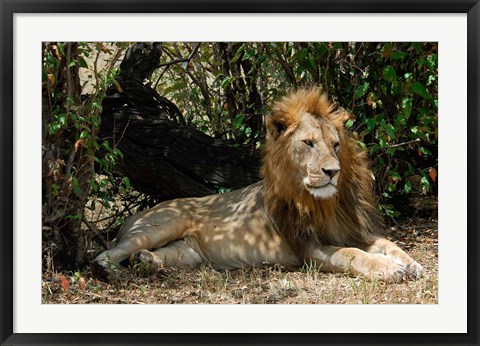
left=92, top=87, right=424, bottom=282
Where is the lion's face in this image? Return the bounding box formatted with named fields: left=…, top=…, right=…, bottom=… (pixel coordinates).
left=263, top=88, right=350, bottom=202
left=289, top=112, right=341, bottom=199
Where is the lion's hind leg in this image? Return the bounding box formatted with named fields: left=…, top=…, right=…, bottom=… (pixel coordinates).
left=92, top=232, right=157, bottom=281
left=130, top=240, right=204, bottom=268
left=92, top=212, right=191, bottom=281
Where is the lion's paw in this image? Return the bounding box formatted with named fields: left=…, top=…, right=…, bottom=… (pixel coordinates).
left=91, top=255, right=121, bottom=282
left=405, top=260, right=424, bottom=280
left=367, top=254, right=408, bottom=283
left=130, top=250, right=167, bottom=277
left=129, top=249, right=156, bottom=267
left=368, top=257, right=424, bottom=283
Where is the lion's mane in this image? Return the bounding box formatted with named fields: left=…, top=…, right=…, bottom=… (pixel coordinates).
left=261, top=88, right=384, bottom=256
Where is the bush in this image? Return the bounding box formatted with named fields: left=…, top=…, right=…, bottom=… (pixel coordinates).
left=155, top=42, right=438, bottom=216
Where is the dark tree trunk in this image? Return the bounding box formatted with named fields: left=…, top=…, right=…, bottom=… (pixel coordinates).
left=42, top=42, right=91, bottom=270
left=98, top=43, right=261, bottom=201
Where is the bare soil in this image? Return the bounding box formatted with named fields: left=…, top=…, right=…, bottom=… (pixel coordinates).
left=42, top=218, right=438, bottom=305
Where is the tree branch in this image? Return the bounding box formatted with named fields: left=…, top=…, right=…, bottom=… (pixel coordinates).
left=157, top=42, right=201, bottom=69
left=82, top=214, right=108, bottom=250
left=388, top=138, right=422, bottom=148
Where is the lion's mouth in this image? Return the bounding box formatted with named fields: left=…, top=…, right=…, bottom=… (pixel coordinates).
left=307, top=183, right=338, bottom=199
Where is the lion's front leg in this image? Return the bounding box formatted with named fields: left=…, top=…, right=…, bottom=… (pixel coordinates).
left=306, top=245, right=409, bottom=282
left=366, top=237, right=424, bottom=279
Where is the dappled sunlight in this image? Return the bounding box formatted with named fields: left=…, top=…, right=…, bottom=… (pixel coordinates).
left=92, top=87, right=428, bottom=286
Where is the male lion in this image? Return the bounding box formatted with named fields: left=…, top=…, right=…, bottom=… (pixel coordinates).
left=93, top=88, right=424, bottom=282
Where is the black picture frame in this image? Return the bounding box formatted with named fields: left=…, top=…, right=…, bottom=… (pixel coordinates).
left=1, top=1, right=478, bottom=345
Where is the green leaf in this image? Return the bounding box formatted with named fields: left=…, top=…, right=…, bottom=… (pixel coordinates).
left=381, top=43, right=393, bottom=58
left=51, top=183, right=60, bottom=195
left=354, top=82, right=370, bottom=99
left=383, top=65, right=396, bottom=82
left=307, top=54, right=317, bottom=70
left=356, top=141, right=367, bottom=149
left=401, top=97, right=413, bottom=119
left=366, top=118, right=376, bottom=133
left=71, top=177, right=80, bottom=197
left=427, top=53, right=438, bottom=69
left=122, top=176, right=131, bottom=188
left=167, top=81, right=187, bottom=93
left=298, top=48, right=308, bottom=61
left=390, top=171, right=401, bottom=182
left=412, top=81, right=432, bottom=99
left=421, top=175, right=431, bottom=190
left=230, top=44, right=246, bottom=63
left=232, top=114, right=244, bottom=130
left=242, top=48, right=256, bottom=61
left=370, top=144, right=380, bottom=155
left=404, top=181, right=412, bottom=193
left=386, top=147, right=397, bottom=155
left=412, top=42, right=423, bottom=53
left=57, top=113, right=67, bottom=126
left=79, top=57, right=89, bottom=69
left=102, top=141, right=112, bottom=151
left=379, top=138, right=387, bottom=148
left=91, top=179, right=99, bottom=191
left=92, top=102, right=102, bottom=111
left=385, top=124, right=396, bottom=139
left=314, top=43, right=327, bottom=56
left=45, top=53, right=57, bottom=66
left=416, top=58, right=428, bottom=66
left=345, top=119, right=354, bottom=128
left=79, top=130, right=88, bottom=139
left=220, top=76, right=234, bottom=89
left=68, top=60, right=78, bottom=68
left=406, top=163, right=414, bottom=175
left=395, top=113, right=407, bottom=127
left=56, top=42, right=65, bottom=57
left=391, top=51, right=408, bottom=60
left=89, top=115, right=99, bottom=130
left=113, top=148, right=124, bottom=159
left=254, top=55, right=267, bottom=65
left=419, top=146, right=432, bottom=155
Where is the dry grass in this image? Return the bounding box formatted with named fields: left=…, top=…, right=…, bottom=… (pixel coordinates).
left=42, top=220, right=437, bottom=305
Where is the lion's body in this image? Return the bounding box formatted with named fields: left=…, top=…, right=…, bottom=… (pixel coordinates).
left=115, top=181, right=300, bottom=270
left=93, top=88, right=423, bottom=282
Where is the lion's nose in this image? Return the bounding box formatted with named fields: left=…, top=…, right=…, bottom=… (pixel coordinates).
left=322, top=168, right=340, bottom=178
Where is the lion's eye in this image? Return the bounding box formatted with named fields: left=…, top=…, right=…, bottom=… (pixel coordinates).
left=303, top=139, right=314, bottom=148
left=334, top=142, right=340, bottom=151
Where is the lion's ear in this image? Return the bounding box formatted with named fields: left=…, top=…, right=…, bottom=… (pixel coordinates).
left=330, top=108, right=352, bottom=127
left=266, top=112, right=296, bottom=140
